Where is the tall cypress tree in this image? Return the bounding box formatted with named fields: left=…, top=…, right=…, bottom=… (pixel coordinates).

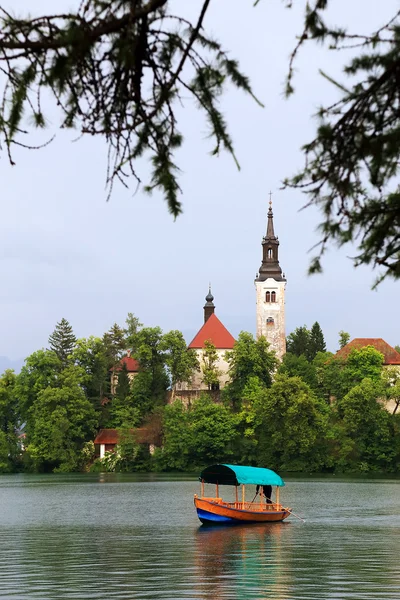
left=286, top=326, right=311, bottom=357
left=308, top=322, right=326, bottom=360
left=48, top=318, right=77, bottom=367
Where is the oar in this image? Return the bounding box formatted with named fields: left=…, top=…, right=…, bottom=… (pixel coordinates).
left=250, top=491, right=259, bottom=504
left=285, top=507, right=306, bottom=523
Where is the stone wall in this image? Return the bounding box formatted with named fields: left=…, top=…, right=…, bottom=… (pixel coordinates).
left=175, top=348, right=231, bottom=391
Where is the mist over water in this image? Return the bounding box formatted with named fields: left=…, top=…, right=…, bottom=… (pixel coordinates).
left=0, top=474, right=399, bottom=599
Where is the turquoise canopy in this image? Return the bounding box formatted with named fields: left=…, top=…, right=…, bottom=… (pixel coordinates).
left=199, top=464, right=285, bottom=487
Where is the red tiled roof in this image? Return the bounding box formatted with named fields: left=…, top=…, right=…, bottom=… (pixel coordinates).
left=94, top=427, right=161, bottom=445
left=110, top=355, right=140, bottom=373
left=335, top=338, right=400, bottom=365
left=188, top=313, right=235, bottom=349
left=94, top=429, right=119, bottom=444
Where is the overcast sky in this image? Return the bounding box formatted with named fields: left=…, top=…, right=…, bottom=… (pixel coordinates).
left=1, top=0, right=399, bottom=370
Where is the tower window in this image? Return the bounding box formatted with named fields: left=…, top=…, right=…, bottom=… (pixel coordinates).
left=265, top=291, right=270, bottom=303
left=266, top=317, right=274, bottom=325
left=267, top=248, right=273, bottom=259
left=271, top=291, right=276, bottom=303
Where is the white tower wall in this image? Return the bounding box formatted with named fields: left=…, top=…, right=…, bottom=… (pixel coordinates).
left=255, top=278, right=286, bottom=360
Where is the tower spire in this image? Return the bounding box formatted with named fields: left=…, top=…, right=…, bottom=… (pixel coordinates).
left=204, top=285, right=215, bottom=323
left=266, top=192, right=276, bottom=238
left=256, top=194, right=285, bottom=282
left=254, top=192, right=287, bottom=360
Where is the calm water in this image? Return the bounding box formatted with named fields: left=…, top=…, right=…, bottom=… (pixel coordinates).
left=0, top=473, right=399, bottom=599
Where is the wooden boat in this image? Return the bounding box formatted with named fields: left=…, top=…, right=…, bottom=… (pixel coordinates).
left=194, top=464, right=291, bottom=525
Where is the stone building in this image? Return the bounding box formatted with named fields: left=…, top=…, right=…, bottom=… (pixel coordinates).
left=110, top=351, right=140, bottom=395
left=255, top=200, right=287, bottom=360
left=175, top=288, right=235, bottom=394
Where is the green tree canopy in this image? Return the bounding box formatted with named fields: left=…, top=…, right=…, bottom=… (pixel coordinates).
left=158, top=395, right=239, bottom=470
left=224, top=332, right=278, bottom=405
left=309, top=322, right=326, bottom=360
left=26, top=365, right=98, bottom=472
left=48, top=318, right=76, bottom=368
left=0, top=369, right=19, bottom=472
left=161, top=330, right=199, bottom=390
left=332, top=379, right=396, bottom=472
left=71, top=336, right=109, bottom=405
left=103, top=323, right=126, bottom=368
left=338, top=331, right=351, bottom=350
left=16, top=349, right=62, bottom=424
left=255, top=374, right=329, bottom=472
left=286, top=322, right=327, bottom=361
left=278, top=353, right=318, bottom=395
left=286, top=326, right=311, bottom=358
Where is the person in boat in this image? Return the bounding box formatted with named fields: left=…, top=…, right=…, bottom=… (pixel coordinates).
left=256, top=484, right=273, bottom=503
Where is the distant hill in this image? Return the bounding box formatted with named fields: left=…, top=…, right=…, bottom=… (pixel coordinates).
left=0, top=356, right=24, bottom=375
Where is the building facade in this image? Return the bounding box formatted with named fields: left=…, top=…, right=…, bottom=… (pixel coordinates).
left=255, top=201, right=287, bottom=360
left=175, top=288, right=235, bottom=393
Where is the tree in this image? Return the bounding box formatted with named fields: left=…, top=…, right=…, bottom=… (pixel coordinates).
left=201, top=340, right=222, bottom=391
left=16, top=349, right=62, bottom=425
left=71, top=337, right=109, bottom=406
left=332, top=379, right=396, bottom=472
left=395, top=345, right=400, bottom=354
left=308, top=322, right=326, bottom=360
left=224, top=332, right=278, bottom=405
left=0, top=369, right=19, bottom=472
left=286, top=326, right=311, bottom=358
left=283, top=3, right=400, bottom=284
left=188, top=395, right=239, bottom=465
left=158, top=395, right=239, bottom=470
left=157, top=400, right=191, bottom=471
left=338, top=331, right=351, bottom=350
left=48, top=318, right=76, bottom=368
left=318, top=346, right=384, bottom=402
left=0, top=1, right=260, bottom=212
left=161, top=330, right=199, bottom=391
left=26, top=365, right=98, bottom=472
left=125, top=313, right=143, bottom=351
left=255, top=374, right=329, bottom=472
left=278, top=353, right=319, bottom=395
left=343, top=346, right=384, bottom=393
left=103, top=323, right=126, bottom=368
left=381, top=366, right=400, bottom=416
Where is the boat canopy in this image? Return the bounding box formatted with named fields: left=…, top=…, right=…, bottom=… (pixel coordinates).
left=199, top=464, right=285, bottom=487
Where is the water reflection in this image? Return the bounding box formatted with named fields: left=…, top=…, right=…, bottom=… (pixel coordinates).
left=194, top=523, right=292, bottom=599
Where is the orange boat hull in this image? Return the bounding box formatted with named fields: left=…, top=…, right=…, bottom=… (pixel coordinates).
left=194, top=496, right=291, bottom=525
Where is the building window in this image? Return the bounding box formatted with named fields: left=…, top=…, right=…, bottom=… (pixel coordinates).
left=211, top=383, right=220, bottom=391
left=267, top=248, right=273, bottom=259
left=271, top=291, right=276, bottom=303
left=266, top=317, right=274, bottom=325
left=265, top=291, right=270, bottom=303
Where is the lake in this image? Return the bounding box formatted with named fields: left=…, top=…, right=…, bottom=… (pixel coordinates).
left=0, top=473, right=399, bottom=599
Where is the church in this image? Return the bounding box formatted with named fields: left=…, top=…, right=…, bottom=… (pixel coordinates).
left=176, top=200, right=287, bottom=394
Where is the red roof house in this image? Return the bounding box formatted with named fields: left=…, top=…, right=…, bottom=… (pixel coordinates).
left=110, top=352, right=140, bottom=373
left=94, top=425, right=162, bottom=458
left=109, top=351, right=140, bottom=394
left=335, top=338, right=400, bottom=365
left=173, top=288, right=235, bottom=395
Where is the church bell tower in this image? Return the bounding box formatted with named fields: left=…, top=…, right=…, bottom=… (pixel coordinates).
left=255, top=198, right=286, bottom=359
